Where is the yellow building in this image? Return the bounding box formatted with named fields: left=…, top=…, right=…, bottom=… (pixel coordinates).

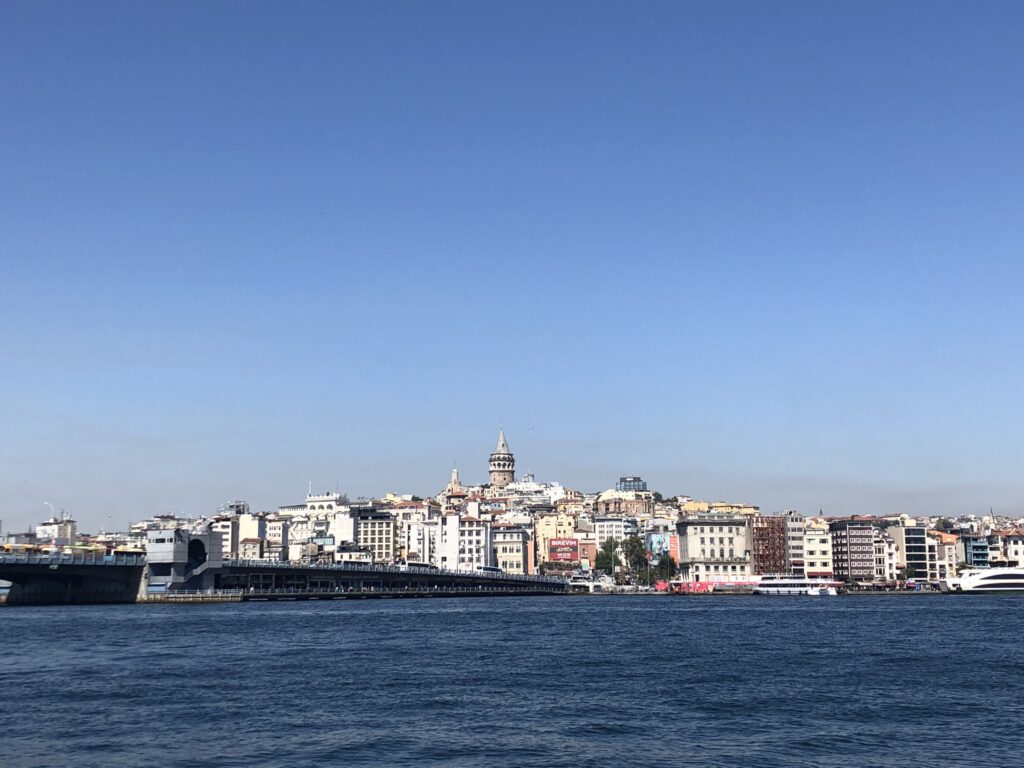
left=534, top=511, right=578, bottom=566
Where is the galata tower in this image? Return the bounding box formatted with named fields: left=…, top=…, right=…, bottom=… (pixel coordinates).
left=488, top=427, right=515, bottom=489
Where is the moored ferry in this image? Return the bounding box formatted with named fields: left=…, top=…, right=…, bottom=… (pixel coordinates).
left=940, top=567, right=1024, bottom=593
left=752, top=574, right=843, bottom=596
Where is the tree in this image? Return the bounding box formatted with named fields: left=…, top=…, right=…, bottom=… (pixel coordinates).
left=621, top=535, right=648, bottom=572
left=594, top=538, right=619, bottom=575
left=636, top=555, right=677, bottom=585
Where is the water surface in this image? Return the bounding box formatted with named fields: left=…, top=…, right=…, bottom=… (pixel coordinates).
left=1, top=595, right=1020, bottom=767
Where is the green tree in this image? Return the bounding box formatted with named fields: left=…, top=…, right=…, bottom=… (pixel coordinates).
left=621, top=535, right=648, bottom=572
left=636, top=555, right=677, bottom=585
left=594, top=538, right=619, bottom=575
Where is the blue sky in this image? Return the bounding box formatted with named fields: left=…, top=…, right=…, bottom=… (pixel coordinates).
left=2, top=1, right=1023, bottom=531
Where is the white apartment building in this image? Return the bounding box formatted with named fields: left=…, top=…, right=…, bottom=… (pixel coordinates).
left=439, top=514, right=493, bottom=571
left=404, top=519, right=439, bottom=564
left=803, top=519, right=834, bottom=578
left=676, top=516, right=752, bottom=583
left=266, top=517, right=290, bottom=549
left=593, top=517, right=631, bottom=547
left=783, top=511, right=805, bottom=575
left=35, top=516, right=77, bottom=546
left=872, top=529, right=898, bottom=582
left=209, top=518, right=239, bottom=559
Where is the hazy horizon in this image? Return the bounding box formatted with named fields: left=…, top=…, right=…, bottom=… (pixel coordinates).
left=3, top=2, right=1023, bottom=532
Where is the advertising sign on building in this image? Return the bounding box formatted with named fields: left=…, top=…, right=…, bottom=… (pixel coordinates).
left=646, top=533, right=671, bottom=565
left=549, top=538, right=580, bottom=561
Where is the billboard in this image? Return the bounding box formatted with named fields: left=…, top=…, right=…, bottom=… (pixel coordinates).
left=646, top=533, right=671, bottom=565
left=548, top=538, right=580, bottom=561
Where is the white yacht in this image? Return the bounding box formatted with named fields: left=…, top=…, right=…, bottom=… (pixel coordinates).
left=940, top=567, right=1024, bottom=593
left=752, top=574, right=842, bottom=596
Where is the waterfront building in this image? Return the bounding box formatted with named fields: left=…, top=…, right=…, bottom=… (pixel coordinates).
left=616, top=476, right=648, bottom=492
left=675, top=515, right=752, bottom=583
left=783, top=511, right=805, bottom=575
left=803, top=519, right=834, bottom=578
left=829, top=519, right=875, bottom=582
left=146, top=528, right=222, bottom=591
left=488, top=427, right=515, bottom=490
left=751, top=515, right=786, bottom=575
left=959, top=534, right=989, bottom=568
left=999, top=528, right=1024, bottom=566
left=886, top=523, right=934, bottom=580
left=872, top=529, right=898, bottom=582
left=930, top=531, right=958, bottom=580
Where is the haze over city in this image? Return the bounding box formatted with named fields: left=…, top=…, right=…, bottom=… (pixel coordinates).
left=3, top=2, right=1023, bottom=532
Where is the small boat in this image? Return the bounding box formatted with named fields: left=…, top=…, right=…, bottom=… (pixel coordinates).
left=752, top=574, right=841, bottom=596
left=940, top=567, right=1024, bottom=593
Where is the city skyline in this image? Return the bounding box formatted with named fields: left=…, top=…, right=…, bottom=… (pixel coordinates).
left=2, top=422, right=1015, bottom=533
left=4, top=3, right=1024, bottom=531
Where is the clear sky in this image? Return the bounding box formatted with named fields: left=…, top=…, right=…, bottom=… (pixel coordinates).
left=2, top=1, right=1023, bottom=532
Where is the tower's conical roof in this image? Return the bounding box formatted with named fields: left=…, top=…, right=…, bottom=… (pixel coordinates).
left=494, top=427, right=510, bottom=455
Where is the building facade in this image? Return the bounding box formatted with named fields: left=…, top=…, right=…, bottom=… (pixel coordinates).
left=829, top=519, right=875, bottom=582
left=751, top=515, right=786, bottom=575
left=676, top=516, right=752, bottom=583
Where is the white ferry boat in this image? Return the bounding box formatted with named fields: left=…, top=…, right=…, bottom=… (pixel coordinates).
left=752, top=574, right=842, bottom=596
left=940, top=567, right=1024, bottom=593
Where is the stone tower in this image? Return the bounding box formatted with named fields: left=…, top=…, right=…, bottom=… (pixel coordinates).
left=488, top=427, right=515, bottom=489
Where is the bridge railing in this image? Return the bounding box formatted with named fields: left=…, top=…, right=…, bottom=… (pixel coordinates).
left=152, top=584, right=563, bottom=597
left=0, top=553, right=145, bottom=567
left=222, top=559, right=567, bottom=585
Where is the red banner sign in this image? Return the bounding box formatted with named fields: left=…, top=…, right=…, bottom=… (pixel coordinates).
left=549, top=538, right=579, bottom=561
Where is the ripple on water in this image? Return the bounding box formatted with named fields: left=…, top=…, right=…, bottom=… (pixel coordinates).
left=1, top=596, right=1021, bottom=768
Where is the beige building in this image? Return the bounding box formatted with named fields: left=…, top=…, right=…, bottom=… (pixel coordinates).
left=492, top=524, right=532, bottom=574
left=676, top=515, right=752, bottom=583
left=239, top=538, right=265, bottom=560
left=679, top=500, right=760, bottom=517
left=534, top=511, right=578, bottom=566
left=999, top=529, right=1024, bottom=565
left=803, top=519, right=834, bottom=578
left=354, top=508, right=395, bottom=564
left=594, top=490, right=654, bottom=517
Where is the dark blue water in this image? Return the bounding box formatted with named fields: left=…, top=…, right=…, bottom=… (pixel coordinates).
left=1, top=596, right=1021, bottom=767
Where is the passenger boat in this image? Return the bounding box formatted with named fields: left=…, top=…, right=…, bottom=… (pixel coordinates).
left=752, top=574, right=842, bottom=596
left=940, top=567, right=1024, bottom=593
